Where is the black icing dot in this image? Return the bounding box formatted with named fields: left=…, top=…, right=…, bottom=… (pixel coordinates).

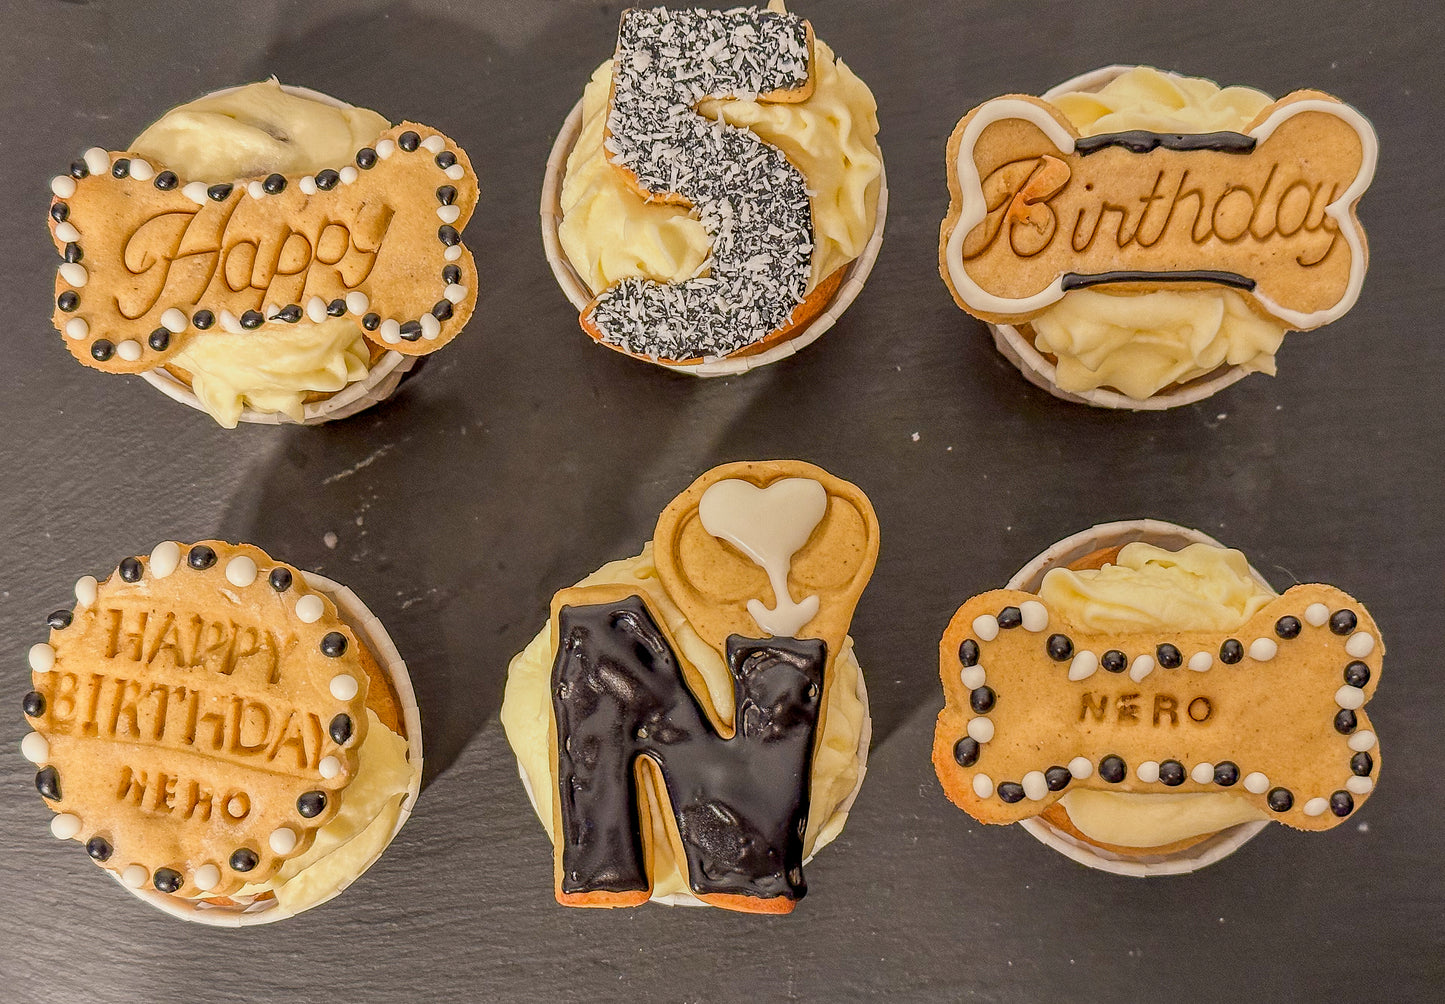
left=118, top=557, right=143, bottom=583
left=431, top=299, right=454, bottom=321
left=315, top=169, right=341, bottom=191
left=997, top=606, right=1022, bottom=629
left=274, top=304, right=302, bottom=323
left=1101, top=650, right=1127, bottom=674
left=69, top=160, right=89, bottom=179
left=187, top=544, right=217, bottom=570
left=240, top=310, right=264, bottom=329
left=63, top=242, right=83, bottom=263
left=1330, top=609, right=1358, bottom=635
left=22, top=690, right=46, bottom=717
left=148, top=328, right=170, bottom=352
left=86, top=836, right=112, bottom=862
left=1351, top=751, right=1373, bottom=776
left=36, top=766, right=61, bottom=801
left=57, top=290, right=79, bottom=312
left=1334, top=708, right=1358, bottom=735
left=436, top=185, right=457, bottom=206
left=1213, top=762, right=1239, bottom=786
left=1275, top=615, right=1302, bottom=639
left=262, top=173, right=287, bottom=194
left=111, top=158, right=131, bottom=179
left=997, top=782, right=1025, bottom=804
left=51, top=202, right=69, bottom=223
left=442, top=263, right=462, bottom=286
left=154, top=170, right=178, bottom=190
left=326, top=298, right=347, bottom=317
left=356, top=147, right=378, bottom=169
left=969, top=686, right=995, bottom=714
left=268, top=567, right=293, bottom=592
left=1344, top=661, right=1371, bottom=688
left=1047, top=634, right=1073, bottom=662
left=1045, top=766, right=1071, bottom=791
left=952, top=737, right=980, bottom=768
left=1330, top=790, right=1355, bottom=817
left=958, top=639, right=980, bottom=667
left=47, top=609, right=73, bottom=630
left=206, top=183, right=233, bottom=202
left=438, top=224, right=461, bottom=247
left=361, top=312, right=381, bottom=331
left=435, top=150, right=457, bottom=169
left=1220, top=638, right=1244, bottom=664
left=398, top=130, right=420, bottom=152
left=153, top=868, right=183, bottom=894
left=229, top=847, right=258, bottom=872
left=1156, top=643, right=1183, bottom=669
left=1159, top=760, right=1186, bottom=786
left=1267, top=787, right=1294, bottom=812
left=192, top=309, right=215, bottom=329
left=399, top=320, right=424, bottom=341
left=1099, top=755, right=1126, bottom=783
left=320, top=632, right=348, bottom=658
left=297, top=791, right=327, bottom=818
left=329, top=713, right=354, bottom=745
left=90, top=340, right=114, bottom=362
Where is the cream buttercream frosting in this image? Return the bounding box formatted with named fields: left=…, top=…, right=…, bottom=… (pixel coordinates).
left=558, top=22, right=881, bottom=299
left=1029, top=67, right=1289, bottom=399
left=130, top=80, right=388, bottom=426
left=1041, top=540, right=1277, bottom=848
left=500, top=545, right=867, bottom=903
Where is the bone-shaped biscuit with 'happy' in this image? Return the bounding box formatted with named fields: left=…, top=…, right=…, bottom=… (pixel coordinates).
left=939, top=91, right=1377, bottom=330
left=932, top=584, right=1382, bottom=831
left=47, top=123, right=478, bottom=374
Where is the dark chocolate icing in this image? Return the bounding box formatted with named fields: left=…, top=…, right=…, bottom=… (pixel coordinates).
left=550, top=595, right=826, bottom=904
left=1074, top=130, right=1257, bottom=156
left=1061, top=270, right=1257, bottom=292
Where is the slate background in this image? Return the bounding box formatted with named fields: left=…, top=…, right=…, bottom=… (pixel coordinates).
left=2, top=1, right=1442, bottom=1001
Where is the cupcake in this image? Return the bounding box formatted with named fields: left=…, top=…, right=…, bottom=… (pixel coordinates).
left=932, top=521, right=1382, bottom=875
left=542, top=2, right=885, bottom=375
left=19, top=541, right=422, bottom=923
left=47, top=79, right=479, bottom=427
left=501, top=461, right=879, bottom=911
left=940, top=66, right=1377, bottom=408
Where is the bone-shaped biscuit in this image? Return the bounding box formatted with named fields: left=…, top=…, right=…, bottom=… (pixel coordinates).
left=48, top=123, right=478, bottom=374
left=940, top=91, right=1377, bottom=330
left=932, top=584, right=1382, bottom=831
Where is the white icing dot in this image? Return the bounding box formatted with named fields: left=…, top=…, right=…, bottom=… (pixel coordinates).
left=306, top=297, right=328, bottom=323
left=299, top=175, right=318, bottom=195
left=444, top=282, right=468, bottom=304
left=295, top=594, right=324, bottom=624
left=1347, top=730, right=1377, bottom=752
left=318, top=755, right=341, bottom=780
left=226, top=795, right=248, bottom=817
left=59, top=262, right=88, bottom=287
left=269, top=827, right=298, bottom=855
left=225, top=555, right=257, bottom=587
left=1345, top=632, right=1375, bottom=658
left=1188, top=651, right=1213, bottom=672
left=128, top=159, right=154, bottom=182
left=51, top=175, right=77, bottom=198
left=421, top=135, right=446, bottom=154
left=1191, top=762, right=1214, bottom=784
left=149, top=541, right=181, bottom=578
left=339, top=165, right=359, bottom=184
left=971, top=615, right=999, bottom=642
left=972, top=773, right=994, bottom=799
left=345, top=291, right=369, bottom=315
left=122, top=864, right=149, bottom=888
left=51, top=813, right=82, bottom=840
left=1244, top=771, right=1270, bottom=794
left=375, top=138, right=396, bottom=159
left=444, top=163, right=465, bottom=181
left=75, top=574, right=97, bottom=607
left=247, top=180, right=265, bottom=200
left=1303, top=797, right=1328, bottom=817
left=379, top=319, right=402, bottom=344
left=1346, top=775, right=1373, bottom=795
left=29, top=643, right=56, bottom=673
left=966, top=717, right=994, bottom=743
left=329, top=674, right=359, bottom=701
left=83, top=147, right=110, bottom=175
left=193, top=864, right=220, bottom=891
left=1022, top=771, right=1048, bottom=801
left=160, top=307, right=188, bottom=333
left=1067, top=650, right=1098, bottom=682
left=443, top=244, right=463, bottom=261
left=1335, top=685, right=1365, bottom=710
left=63, top=317, right=89, bottom=340
left=182, top=181, right=209, bottom=205
left=1305, top=602, right=1329, bottom=627
left=1068, top=756, right=1093, bottom=779
left=21, top=732, right=50, bottom=764
left=960, top=665, right=985, bottom=690
left=1019, top=600, right=1048, bottom=632
left=420, top=313, right=441, bottom=340
left=54, top=221, right=80, bottom=243
left=116, top=340, right=142, bottom=362
left=1137, top=761, right=1160, bottom=783
left=1249, top=638, right=1278, bottom=661
left=436, top=204, right=462, bottom=224
left=1129, top=654, right=1155, bottom=683
left=218, top=309, right=243, bottom=334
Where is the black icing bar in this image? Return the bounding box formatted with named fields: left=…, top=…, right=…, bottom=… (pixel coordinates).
left=1061, top=270, right=1258, bottom=292
left=1074, top=130, right=1258, bottom=156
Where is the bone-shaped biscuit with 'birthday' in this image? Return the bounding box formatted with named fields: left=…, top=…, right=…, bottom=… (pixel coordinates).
left=939, top=91, right=1376, bottom=330
left=47, top=123, right=478, bottom=374
left=932, top=584, right=1381, bottom=831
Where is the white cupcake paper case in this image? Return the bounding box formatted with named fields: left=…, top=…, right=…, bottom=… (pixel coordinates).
left=111, top=569, right=424, bottom=925
left=540, top=96, right=888, bottom=377
left=1005, top=518, right=1272, bottom=876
